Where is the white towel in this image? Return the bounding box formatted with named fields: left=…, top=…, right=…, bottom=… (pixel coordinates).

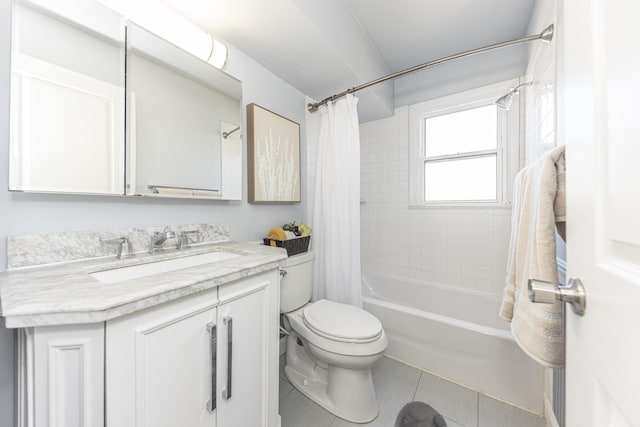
left=192, top=189, right=221, bottom=197
left=554, top=150, right=566, bottom=241
left=155, top=187, right=192, bottom=196
left=500, top=145, right=566, bottom=367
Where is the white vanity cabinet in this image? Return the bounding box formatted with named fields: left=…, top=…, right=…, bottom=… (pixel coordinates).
left=20, top=323, right=106, bottom=427
left=106, top=269, right=280, bottom=427
left=18, top=269, right=280, bottom=427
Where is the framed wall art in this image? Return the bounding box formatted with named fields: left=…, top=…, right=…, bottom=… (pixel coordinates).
left=247, top=103, right=301, bottom=203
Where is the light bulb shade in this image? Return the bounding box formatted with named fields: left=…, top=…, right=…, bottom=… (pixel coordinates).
left=99, top=0, right=227, bottom=69
left=208, top=38, right=228, bottom=69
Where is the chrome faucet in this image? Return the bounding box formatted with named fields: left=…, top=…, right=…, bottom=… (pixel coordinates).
left=176, top=230, right=201, bottom=250
left=100, top=236, right=135, bottom=259
left=148, top=229, right=201, bottom=253
left=149, top=229, right=178, bottom=253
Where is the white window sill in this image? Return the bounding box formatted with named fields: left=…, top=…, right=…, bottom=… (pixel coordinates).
left=408, top=202, right=512, bottom=210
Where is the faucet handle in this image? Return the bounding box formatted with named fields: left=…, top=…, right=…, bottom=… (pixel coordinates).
left=100, top=236, right=135, bottom=259
left=177, top=230, right=200, bottom=250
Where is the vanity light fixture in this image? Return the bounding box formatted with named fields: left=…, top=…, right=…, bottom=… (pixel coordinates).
left=209, top=38, right=229, bottom=70
left=98, top=0, right=228, bottom=69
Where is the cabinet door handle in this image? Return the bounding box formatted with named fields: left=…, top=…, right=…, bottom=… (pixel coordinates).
left=222, top=316, right=233, bottom=400
left=206, top=322, right=217, bottom=412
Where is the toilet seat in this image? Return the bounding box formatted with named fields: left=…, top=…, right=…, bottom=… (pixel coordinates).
left=302, top=299, right=383, bottom=343
left=285, top=300, right=388, bottom=357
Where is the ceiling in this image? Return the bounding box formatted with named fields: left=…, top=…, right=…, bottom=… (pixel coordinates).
left=163, top=0, right=538, bottom=122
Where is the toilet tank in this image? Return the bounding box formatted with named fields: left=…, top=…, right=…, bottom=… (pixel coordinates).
left=280, top=250, right=314, bottom=313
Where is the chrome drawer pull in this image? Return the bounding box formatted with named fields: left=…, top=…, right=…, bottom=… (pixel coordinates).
left=222, top=316, right=233, bottom=400
left=206, top=322, right=217, bottom=411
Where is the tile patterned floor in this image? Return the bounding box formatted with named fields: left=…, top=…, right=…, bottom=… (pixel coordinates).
left=279, top=356, right=545, bottom=427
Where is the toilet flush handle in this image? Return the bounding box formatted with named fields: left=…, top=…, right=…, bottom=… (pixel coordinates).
left=280, top=269, right=287, bottom=278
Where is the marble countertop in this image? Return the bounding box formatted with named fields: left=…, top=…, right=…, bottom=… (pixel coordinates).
left=0, top=242, right=287, bottom=328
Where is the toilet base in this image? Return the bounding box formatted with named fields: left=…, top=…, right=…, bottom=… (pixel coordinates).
left=284, top=336, right=379, bottom=423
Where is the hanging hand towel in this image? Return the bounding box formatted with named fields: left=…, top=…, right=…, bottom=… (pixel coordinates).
left=500, top=145, right=566, bottom=367
left=554, top=149, right=566, bottom=241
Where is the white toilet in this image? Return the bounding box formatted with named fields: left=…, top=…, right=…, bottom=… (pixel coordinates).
left=280, top=251, right=388, bottom=423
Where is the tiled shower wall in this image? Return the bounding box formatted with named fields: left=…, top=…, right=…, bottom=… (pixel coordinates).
left=359, top=107, right=512, bottom=298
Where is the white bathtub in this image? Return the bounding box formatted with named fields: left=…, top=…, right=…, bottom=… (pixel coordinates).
left=362, top=272, right=544, bottom=414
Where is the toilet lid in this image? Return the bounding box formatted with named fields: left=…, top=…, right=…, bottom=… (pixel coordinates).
left=302, top=299, right=383, bottom=343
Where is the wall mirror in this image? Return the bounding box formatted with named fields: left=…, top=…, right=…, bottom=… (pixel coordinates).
left=125, top=24, right=242, bottom=200
left=9, top=0, right=125, bottom=195
left=9, top=1, right=243, bottom=201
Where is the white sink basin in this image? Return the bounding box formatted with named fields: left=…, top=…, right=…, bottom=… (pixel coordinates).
left=90, top=251, right=240, bottom=284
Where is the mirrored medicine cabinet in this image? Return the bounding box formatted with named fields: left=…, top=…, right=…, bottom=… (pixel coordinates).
left=8, top=0, right=243, bottom=200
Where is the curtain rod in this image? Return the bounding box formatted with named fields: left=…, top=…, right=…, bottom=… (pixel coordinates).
left=307, top=24, right=554, bottom=113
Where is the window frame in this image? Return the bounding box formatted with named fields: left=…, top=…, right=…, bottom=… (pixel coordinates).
left=408, top=79, right=521, bottom=208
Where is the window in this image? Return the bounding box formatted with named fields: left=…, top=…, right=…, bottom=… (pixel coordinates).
left=409, top=80, right=520, bottom=207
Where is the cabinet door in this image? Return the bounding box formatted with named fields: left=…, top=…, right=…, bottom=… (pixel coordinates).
left=106, top=287, right=218, bottom=427
left=216, top=270, right=280, bottom=427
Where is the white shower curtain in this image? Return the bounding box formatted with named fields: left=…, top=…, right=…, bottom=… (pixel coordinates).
left=311, top=94, right=362, bottom=307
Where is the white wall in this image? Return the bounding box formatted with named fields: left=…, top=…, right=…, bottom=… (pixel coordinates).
left=0, top=1, right=309, bottom=424
left=359, top=106, right=512, bottom=298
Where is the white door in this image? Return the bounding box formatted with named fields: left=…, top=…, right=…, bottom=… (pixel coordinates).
left=561, top=0, right=640, bottom=426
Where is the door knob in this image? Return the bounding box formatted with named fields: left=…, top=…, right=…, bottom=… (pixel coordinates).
left=528, top=277, right=586, bottom=316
